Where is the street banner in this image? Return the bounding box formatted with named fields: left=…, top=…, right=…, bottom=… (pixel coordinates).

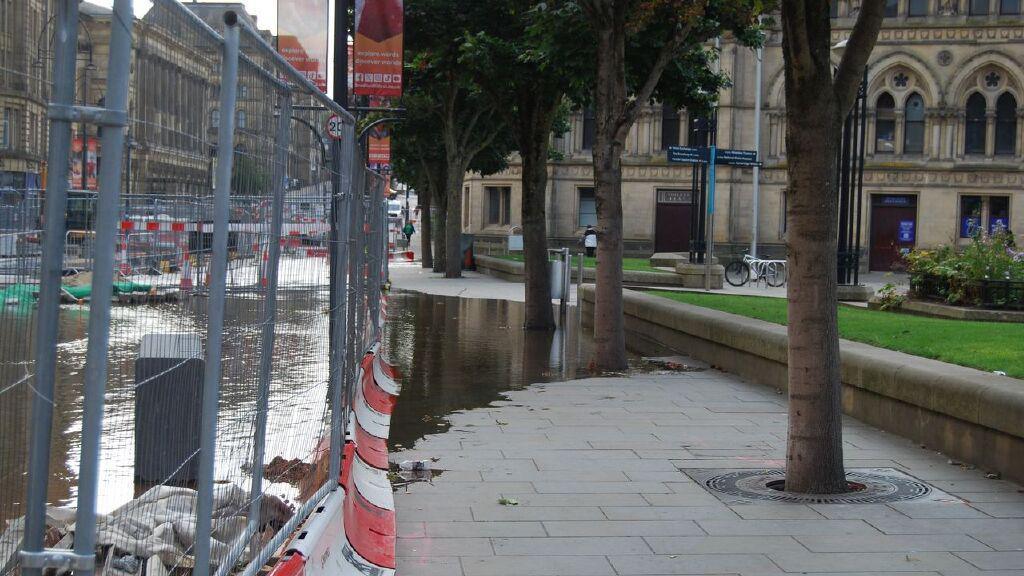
left=353, top=0, right=403, bottom=97
left=278, top=0, right=329, bottom=92
left=70, top=136, right=98, bottom=190
left=368, top=125, right=391, bottom=172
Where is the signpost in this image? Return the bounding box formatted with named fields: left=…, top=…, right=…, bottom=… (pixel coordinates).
left=668, top=144, right=760, bottom=290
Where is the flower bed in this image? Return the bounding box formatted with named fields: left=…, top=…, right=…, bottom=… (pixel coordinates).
left=907, top=230, right=1024, bottom=310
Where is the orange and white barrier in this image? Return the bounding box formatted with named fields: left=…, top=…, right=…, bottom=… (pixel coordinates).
left=266, top=302, right=400, bottom=576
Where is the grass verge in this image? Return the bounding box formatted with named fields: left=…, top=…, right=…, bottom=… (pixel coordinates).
left=650, top=290, right=1024, bottom=379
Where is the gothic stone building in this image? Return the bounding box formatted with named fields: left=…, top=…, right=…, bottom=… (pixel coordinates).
left=464, top=0, right=1024, bottom=271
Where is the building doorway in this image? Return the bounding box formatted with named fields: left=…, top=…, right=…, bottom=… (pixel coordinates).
left=654, top=189, right=692, bottom=253
left=869, top=194, right=918, bottom=272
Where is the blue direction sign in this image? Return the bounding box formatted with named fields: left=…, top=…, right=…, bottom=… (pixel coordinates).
left=667, top=146, right=708, bottom=164
left=668, top=146, right=761, bottom=167
left=715, top=148, right=760, bottom=167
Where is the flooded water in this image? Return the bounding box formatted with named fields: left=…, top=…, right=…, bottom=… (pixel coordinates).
left=381, top=291, right=677, bottom=452
left=0, top=287, right=333, bottom=527
left=0, top=284, right=679, bottom=533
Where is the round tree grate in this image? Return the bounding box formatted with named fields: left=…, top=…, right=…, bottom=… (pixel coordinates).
left=703, top=469, right=932, bottom=504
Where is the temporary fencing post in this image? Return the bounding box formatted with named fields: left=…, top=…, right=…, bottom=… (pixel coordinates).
left=194, top=12, right=240, bottom=576
left=21, top=1, right=81, bottom=574
left=245, top=91, right=293, bottom=560
left=72, top=1, right=134, bottom=575
left=344, top=163, right=366, bottom=412
left=328, top=123, right=356, bottom=485
left=366, top=183, right=381, bottom=338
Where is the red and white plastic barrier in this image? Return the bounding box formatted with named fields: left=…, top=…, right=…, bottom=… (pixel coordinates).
left=267, top=329, right=401, bottom=576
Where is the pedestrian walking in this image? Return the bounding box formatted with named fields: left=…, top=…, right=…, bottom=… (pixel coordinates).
left=402, top=220, right=416, bottom=245
left=583, top=225, right=597, bottom=258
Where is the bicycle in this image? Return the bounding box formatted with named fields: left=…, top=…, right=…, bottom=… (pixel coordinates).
left=725, top=254, right=788, bottom=287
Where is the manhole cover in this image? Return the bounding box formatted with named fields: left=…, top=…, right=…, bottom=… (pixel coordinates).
left=694, top=468, right=944, bottom=504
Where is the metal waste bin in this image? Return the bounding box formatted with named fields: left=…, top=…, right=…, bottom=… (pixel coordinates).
left=134, top=334, right=204, bottom=488
left=550, top=259, right=565, bottom=300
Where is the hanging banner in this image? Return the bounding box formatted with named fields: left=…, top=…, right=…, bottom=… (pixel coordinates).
left=368, top=125, right=391, bottom=172
left=353, top=0, right=404, bottom=97
left=70, top=136, right=99, bottom=190
left=277, top=0, right=329, bottom=92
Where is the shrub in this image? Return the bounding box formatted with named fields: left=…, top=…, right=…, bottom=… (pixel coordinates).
left=906, top=229, right=1023, bottom=306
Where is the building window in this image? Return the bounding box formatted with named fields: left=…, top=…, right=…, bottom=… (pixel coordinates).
left=238, top=84, right=248, bottom=99
left=661, top=104, right=681, bottom=150
left=211, top=108, right=220, bottom=129
left=990, top=196, right=1010, bottom=233
left=1001, top=0, right=1021, bottom=13
left=885, top=0, right=899, bottom=17
left=908, top=0, right=929, bottom=16
left=875, top=93, right=896, bottom=153
left=995, top=92, right=1017, bottom=156
left=486, top=186, right=511, bottom=225
left=237, top=110, right=247, bottom=129
left=970, top=0, right=990, bottom=14
left=903, top=93, right=925, bottom=154
left=964, top=92, right=987, bottom=155
left=578, top=187, right=597, bottom=227
left=960, top=195, right=983, bottom=238
left=0, top=108, right=9, bottom=150
left=830, top=0, right=839, bottom=17
left=582, top=108, right=596, bottom=151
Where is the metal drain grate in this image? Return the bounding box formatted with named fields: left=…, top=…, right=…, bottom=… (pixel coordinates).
left=699, top=468, right=935, bottom=504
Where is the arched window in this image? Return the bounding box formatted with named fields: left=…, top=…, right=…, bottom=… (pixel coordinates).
left=995, top=92, right=1017, bottom=156
left=965, top=92, right=987, bottom=155
left=903, top=93, right=925, bottom=154
left=875, top=93, right=896, bottom=153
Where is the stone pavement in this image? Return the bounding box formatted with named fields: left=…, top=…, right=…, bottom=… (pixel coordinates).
left=392, top=369, right=1024, bottom=575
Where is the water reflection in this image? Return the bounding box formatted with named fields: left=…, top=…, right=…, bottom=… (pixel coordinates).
left=382, top=291, right=672, bottom=452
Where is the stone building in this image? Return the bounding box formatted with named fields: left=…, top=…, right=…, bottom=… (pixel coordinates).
left=464, top=0, right=1024, bottom=271
left=0, top=0, right=52, bottom=192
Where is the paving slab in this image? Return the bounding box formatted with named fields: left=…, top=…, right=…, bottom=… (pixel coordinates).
left=392, top=371, right=1024, bottom=575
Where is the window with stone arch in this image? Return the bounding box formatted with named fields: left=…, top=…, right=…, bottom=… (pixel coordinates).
left=875, top=93, right=896, bottom=154
left=903, top=93, right=926, bottom=154
left=995, top=92, right=1017, bottom=156
left=964, top=92, right=987, bottom=155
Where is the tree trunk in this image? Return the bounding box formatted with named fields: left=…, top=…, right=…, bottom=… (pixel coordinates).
left=519, top=95, right=557, bottom=331
left=433, top=187, right=447, bottom=274
left=419, top=187, right=434, bottom=269
left=783, top=98, right=846, bottom=494
left=590, top=20, right=629, bottom=372
left=444, top=161, right=466, bottom=279
left=779, top=0, right=866, bottom=495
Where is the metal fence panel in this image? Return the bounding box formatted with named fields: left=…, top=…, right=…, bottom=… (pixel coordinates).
left=0, top=0, right=383, bottom=574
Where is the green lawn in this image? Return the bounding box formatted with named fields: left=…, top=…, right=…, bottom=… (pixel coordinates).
left=650, top=291, right=1024, bottom=379
left=494, top=253, right=671, bottom=274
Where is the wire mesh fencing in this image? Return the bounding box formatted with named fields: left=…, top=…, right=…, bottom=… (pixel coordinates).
left=0, top=1, right=389, bottom=575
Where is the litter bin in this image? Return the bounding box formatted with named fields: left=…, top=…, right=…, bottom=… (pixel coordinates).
left=550, top=259, right=565, bottom=300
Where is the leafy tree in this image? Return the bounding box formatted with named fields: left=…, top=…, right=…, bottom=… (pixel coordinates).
left=573, top=0, right=766, bottom=370
left=392, top=96, right=446, bottom=270
left=404, top=0, right=515, bottom=278
left=231, top=154, right=270, bottom=195
left=779, top=0, right=885, bottom=493
left=460, top=1, right=591, bottom=330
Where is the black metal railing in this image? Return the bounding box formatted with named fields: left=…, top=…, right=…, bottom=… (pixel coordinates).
left=910, top=274, right=1024, bottom=310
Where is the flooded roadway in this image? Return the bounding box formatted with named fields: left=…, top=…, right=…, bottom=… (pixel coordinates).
left=381, top=290, right=677, bottom=453
left=0, top=284, right=677, bottom=532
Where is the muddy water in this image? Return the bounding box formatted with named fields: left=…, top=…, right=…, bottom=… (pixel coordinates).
left=381, top=291, right=676, bottom=452
left=0, top=289, right=333, bottom=528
